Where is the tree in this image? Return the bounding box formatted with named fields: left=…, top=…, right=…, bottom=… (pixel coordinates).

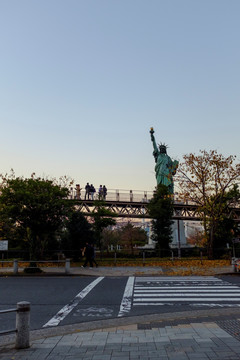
left=61, top=210, right=93, bottom=261
left=118, top=222, right=147, bottom=254
left=147, top=184, right=174, bottom=257
left=178, top=150, right=240, bottom=258
left=0, top=174, right=73, bottom=259
left=101, top=228, right=120, bottom=251
left=204, top=185, right=240, bottom=257
left=90, top=201, right=117, bottom=252
left=187, top=228, right=206, bottom=248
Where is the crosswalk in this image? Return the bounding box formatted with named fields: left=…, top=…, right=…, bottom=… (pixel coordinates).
left=42, top=276, right=240, bottom=327
left=133, top=276, right=240, bottom=306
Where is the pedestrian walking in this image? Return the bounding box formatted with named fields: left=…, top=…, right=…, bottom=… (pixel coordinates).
left=82, top=242, right=93, bottom=268
left=91, top=243, right=98, bottom=267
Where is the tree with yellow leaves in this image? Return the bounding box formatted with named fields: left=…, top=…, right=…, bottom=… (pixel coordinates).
left=178, top=150, right=240, bottom=259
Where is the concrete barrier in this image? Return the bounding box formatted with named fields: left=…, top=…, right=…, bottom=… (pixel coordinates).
left=15, top=301, right=30, bottom=349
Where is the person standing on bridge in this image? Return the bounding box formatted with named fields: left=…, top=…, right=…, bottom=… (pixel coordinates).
left=103, top=185, right=107, bottom=200
left=90, top=184, right=96, bottom=200
left=85, top=182, right=90, bottom=200
left=98, top=185, right=103, bottom=199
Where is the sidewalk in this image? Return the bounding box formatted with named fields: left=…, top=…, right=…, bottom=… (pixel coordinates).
left=0, top=264, right=235, bottom=276
left=1, top=308, right=240, bottom=359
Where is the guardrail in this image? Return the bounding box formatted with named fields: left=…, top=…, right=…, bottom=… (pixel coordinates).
left=69, top=188, right=153, bottom=202
left=68, top=188, right=196, bottom=204
left=0, top=302, right=30, bottom=349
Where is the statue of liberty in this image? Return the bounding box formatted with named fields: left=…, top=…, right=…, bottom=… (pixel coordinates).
left=150, top=127, right=178, bottom=194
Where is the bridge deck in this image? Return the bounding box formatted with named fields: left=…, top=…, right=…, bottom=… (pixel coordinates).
left=68, top=189, right=240, bottom=221
left=71, top=199, right=240, bottom=221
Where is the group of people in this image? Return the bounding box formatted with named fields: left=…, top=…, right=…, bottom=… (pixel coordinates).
left=84, top=183, right=96, bottom=200
left=98, top=184, right=107, bottom=199
left=74, top=183, right=108, bottom=200
left=81, top=242, right=98, bottom=268
left=85, top=183, right=107, bottom=200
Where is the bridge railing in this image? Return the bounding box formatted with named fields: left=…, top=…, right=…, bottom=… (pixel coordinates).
left=68, top=188, right=154, bottom=202
left=68, top=188, right=198, bottom=205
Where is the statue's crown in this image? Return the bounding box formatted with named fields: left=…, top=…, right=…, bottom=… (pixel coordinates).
left=159, top=143, right=168, bottom=153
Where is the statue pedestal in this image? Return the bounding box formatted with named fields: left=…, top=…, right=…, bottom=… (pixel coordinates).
left=171, top=220, right=186, bottom=248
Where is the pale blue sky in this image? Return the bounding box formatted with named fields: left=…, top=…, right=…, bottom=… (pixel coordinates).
left=0, top=0, right=239, bottom=191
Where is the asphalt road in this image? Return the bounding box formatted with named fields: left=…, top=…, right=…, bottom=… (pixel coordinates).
left=1, top=275, right=240, bottom=332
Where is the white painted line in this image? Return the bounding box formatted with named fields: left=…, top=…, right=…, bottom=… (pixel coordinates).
left=118, top=276, right=135, bottom=317
left=135, top=286, right=239, bottom=289
left=192, top=303, right=240, bottom=307
left=43, top=277, right=104, bottom=327
left=135, top=276, right=221, bottom=281
left=134, top=303, right=240, bottom=306
left=133, top=297, right=240, bottom=302
left=134, top=293, right=240, bottom=297
left=134, top=289, right=240, bottom=293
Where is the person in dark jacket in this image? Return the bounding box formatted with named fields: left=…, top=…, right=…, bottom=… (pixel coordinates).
left=82, top=242, right=93, bottom=268
left=91, top=243, right=98, bottom=267
left=85, top=183, right=90, bottom=200
left=89, top=184, right=96, bottom=200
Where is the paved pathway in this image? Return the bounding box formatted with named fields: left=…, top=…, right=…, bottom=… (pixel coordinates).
left=1, top=311, right=240, bottom=359
left=0, top=264, right=234, bottom=276
left=1, top=307, right=240, bottom=359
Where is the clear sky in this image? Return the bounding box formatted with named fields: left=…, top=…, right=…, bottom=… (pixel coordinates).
left=0, top=0, right=239, bottom=192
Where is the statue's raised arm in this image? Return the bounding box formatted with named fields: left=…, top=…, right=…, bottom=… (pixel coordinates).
left=150, top=127, right=159, bottom=162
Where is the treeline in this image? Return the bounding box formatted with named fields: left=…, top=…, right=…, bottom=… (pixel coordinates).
left=0, top=173, right=147, bottom=260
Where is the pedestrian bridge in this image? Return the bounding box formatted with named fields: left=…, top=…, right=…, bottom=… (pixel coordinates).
left=68, top=188, right=240, bottom=221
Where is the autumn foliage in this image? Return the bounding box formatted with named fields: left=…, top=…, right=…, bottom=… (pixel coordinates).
left=178, top=150, right=240, bottom=259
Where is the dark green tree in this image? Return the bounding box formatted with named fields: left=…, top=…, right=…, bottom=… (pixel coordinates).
left=147, top=184, right=174, bottom=257
left=101, top=228, right=120, bottom=252
left=0, top=175, right=72, bottom=259
left=61, top=210, right=93, bottom=261
left=91, top=201, right=117, bottom=252
left=118, top=222, right=147, bottom=254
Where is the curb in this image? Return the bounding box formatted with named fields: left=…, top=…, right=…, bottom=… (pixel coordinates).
left=1, top=307, right=240, bottom=348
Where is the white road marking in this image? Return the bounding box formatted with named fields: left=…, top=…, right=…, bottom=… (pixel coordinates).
left=118, top=276, right=135, bottom=317
left=134, top=302, right=240, bottom=305
left=134, top=289, right=240, bottom=293
left=135, top=276, right=222, bottom=282
left=134, top=297, right=240, bottom=302
left=135, top=286, right=239, bottom=289
left=73, top=307, right=113, bottom=318
left=133, top=276, right=240, bottom=306
left=43, top=277, right=104, bottom=327
left=134, top=293, right=240, bottom=297
left=192, top=303, right=240, bottom=307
